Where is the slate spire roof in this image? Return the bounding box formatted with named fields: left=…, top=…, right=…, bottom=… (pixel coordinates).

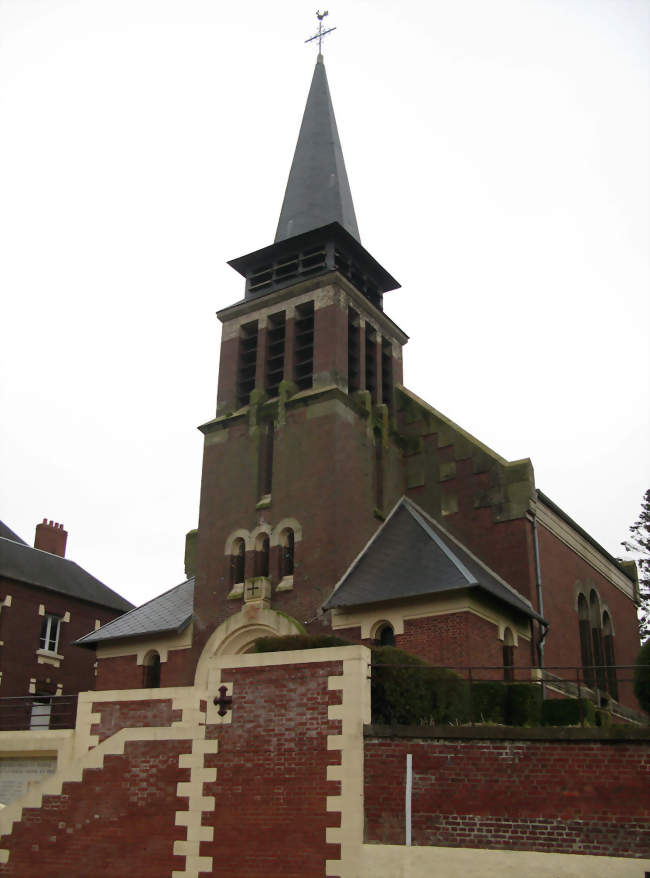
left=324, top=498, right=545, bottom=623
left=275, top=53, right=360, bottom=244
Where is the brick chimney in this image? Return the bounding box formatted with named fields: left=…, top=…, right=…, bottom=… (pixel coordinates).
left=34, top=519, right=68, bottom=558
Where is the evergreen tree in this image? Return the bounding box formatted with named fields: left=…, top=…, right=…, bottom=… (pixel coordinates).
left=622, top=489, right=650, bottom=642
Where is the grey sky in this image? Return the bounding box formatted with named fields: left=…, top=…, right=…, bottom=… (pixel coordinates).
left=1, top=0, right=648, bottom=606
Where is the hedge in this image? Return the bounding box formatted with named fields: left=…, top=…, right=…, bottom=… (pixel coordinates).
left=252, top=634, right=352, bottom=653
left=371, top=646, right=471, bottom=725
left=634, top=640, right=650, bottom=714
left=542, top=697, right=595, bottom=726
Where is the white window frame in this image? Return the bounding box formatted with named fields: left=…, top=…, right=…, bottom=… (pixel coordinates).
left=40, top=613, right=61, bottom=654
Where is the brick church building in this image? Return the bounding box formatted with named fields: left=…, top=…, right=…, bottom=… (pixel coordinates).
left=74, top=51, right=641, bottom=713
left=1, top=48, right=648, bottom=878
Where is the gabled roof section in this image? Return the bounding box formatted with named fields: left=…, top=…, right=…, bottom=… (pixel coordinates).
left=0, top=536, right=133, bottom=613
left=324, top=498, right=545, bottom=622
left=275, top=54, right=360, bottom=243
left=0, top=521, right=28, bottom=545
left=75, top=577, right=194, bottom=647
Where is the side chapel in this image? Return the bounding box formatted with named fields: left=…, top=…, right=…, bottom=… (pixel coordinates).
left=77, top=51, right=641, bottom=713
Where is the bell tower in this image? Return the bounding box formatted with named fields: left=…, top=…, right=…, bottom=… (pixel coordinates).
left=192, top=51, right=408, bottom=651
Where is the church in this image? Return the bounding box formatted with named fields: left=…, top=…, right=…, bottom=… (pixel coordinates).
left=0, top=41, right=648, bottom=878
left=75, top=49, right=640, bottom=713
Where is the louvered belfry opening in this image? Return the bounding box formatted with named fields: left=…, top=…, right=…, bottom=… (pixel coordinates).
left=348, top=307, right=360, bottom=393
left=365, top=324, right=377, bottom=403
left=294, top=301, right=314, bottom=390
left=265, top=312, right=286, bottom=398
left=381, top=338, right=393, bottom=409
left=237, top=321, right=258, bottom=407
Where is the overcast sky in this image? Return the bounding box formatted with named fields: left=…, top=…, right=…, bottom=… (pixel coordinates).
left=1, top=0, right=648, bottom=607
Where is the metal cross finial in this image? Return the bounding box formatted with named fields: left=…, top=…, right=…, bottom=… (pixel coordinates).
left=305, top=10, right=337, bottom=54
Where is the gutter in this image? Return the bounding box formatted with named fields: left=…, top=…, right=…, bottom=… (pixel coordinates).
left=531, top=511, right=549, bottom=698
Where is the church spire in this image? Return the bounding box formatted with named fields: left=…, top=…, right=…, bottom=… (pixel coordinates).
left=274, top=53, right=360, bottom=244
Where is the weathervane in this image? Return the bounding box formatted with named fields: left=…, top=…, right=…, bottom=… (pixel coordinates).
left=305, top=10, right=336, bottom=54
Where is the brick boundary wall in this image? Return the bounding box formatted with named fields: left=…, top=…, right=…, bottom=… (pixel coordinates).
left=0, top=646, right=371, bottom=878
left=91, top=697, right=183, bottom=742
left=364, top=725, right=650, bottom=857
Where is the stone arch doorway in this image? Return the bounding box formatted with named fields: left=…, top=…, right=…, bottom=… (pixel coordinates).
left=194, top=607, right=304, bottom=689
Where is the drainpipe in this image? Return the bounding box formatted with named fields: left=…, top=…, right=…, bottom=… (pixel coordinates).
left=531, top=512, right=548, bottom=699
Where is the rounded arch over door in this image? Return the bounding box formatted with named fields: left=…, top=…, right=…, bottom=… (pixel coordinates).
left=194, top=608, right=305, bottom=689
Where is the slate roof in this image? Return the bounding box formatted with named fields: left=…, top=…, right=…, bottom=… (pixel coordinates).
left=0, top=521, right=27, bottom=545
left=275, top=53, right=360, bottom=244
left=324, top=498, right=545, bottom=622
left=75, top=577, right=194, bottom=647
left=0, top=535, right=133, bottom=613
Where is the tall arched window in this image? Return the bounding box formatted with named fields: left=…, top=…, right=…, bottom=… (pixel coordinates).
left=230, top=538, right=245, bottom=586
left=143, top=651, right=161, bottom=689
left=578, top=594, right=594, bottom=688
left=602, top=611, right=618, bottom=700
left=502, top=628, right=515, bottom=682
left=590, top=590, right=606, bottom=691
left=280, top=529, right=294, bottom=579
left=255, top=533, right=270, bottom=578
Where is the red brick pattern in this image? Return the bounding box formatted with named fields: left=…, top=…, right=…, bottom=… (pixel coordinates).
left=0, top=577, right=124, bottom=698
left=91, top=698, right=182, bottom=742
left=0, top=740, right=189, bottom=878
left=364, top=736, right=650, bottom=856
left=201, top=659, right=344, bottom=878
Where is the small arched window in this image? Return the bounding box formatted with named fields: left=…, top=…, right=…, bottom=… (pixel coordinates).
left=280, top=529, right=294, bottom=579
left=377, top=623, right=395, bottom=647
left=602, top=611, right=618, bottom=700
left=230, top=538, right=246, bottom=586
left=255, top=533, right=270, bottom=578
left=578, top=593, right=594, bottom=688
left=143, top=651, right=161, bottom=689
left=502, top=628, right=515, bottom=682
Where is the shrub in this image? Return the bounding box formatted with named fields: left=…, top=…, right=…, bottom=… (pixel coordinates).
left=252, top=634, right=352, bottom=653
left=595, top=708, right=611, bottom=729
left=542, top=698, right=595, bottom=726
left=470, top=681, right=508, bottom=724
left=370, top=646, right=470, bottom=725
left=634, top=640, right=650, bottom=714
left=506, top=683, right=543, bottom=726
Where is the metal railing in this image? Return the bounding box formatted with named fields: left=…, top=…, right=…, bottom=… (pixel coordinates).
left=0, top=695, right=78, bottom=732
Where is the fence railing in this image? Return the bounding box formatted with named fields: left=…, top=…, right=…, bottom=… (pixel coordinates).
left=0, top=695, right=78, bottom=732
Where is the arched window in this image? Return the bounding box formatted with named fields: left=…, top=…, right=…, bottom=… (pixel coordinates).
left=255, top=533, right=270, bottom=578
left=143, top=651, right=161, bottom=689
left=577, top=593, right=594, bottom=687
left=602, top=611, right=618, bottom=700
left=377, top=623, right=395, bottom=647
left=589, top=590, right=606, bottom=691
left=280, top=529, right=294, bottom=579
left=230, top=538, right=245, bottom=586
left=502, top=628, right=515, bottom=682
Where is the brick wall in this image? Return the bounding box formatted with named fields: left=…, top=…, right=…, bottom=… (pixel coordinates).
left=0, top=739, right=189, bottom=878
left=0, top=578, right=123, bottom=698
left=91, top=698, right=182, bottom=742
left=202, top=659, right=343, bottom=878
left=536, top=523, right=640, bottom=708
left=364, top=729, right=650, bottom=857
